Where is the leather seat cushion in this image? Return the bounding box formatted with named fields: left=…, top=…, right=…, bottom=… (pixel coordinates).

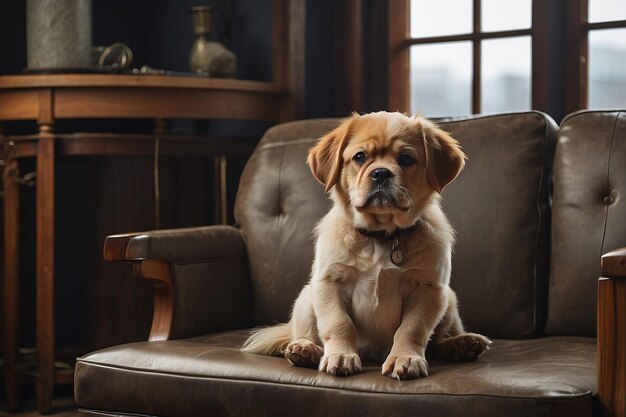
left=75, top=330, right=596, bottom=417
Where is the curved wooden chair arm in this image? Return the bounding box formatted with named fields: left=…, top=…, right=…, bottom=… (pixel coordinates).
left=103, top=232, right=145, bottom=261
left=102, top=226, right=248, bottom=342
left=132, top=259, right=174, bottom=341
left=103, top=234, right=174, bottom=340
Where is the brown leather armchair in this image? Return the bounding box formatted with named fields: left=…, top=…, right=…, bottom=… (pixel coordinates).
left=75, top=111, right=626, bottom=417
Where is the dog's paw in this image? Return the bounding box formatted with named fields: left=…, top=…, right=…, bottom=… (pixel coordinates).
left=436, top=333, right=492, bottom=361
left=382, top=354, right=429, bottom=380
left=284, top=339, right=323, bottom=368
left=318, top=352, right=362, bottom=376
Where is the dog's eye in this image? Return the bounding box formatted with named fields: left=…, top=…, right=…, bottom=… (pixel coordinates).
left=353, top=152, right=366, bottom=164
left=398, top=153, right=416, bottom=167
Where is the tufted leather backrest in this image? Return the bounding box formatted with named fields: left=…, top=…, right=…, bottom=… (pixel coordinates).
left=546, top=110, right=626, bottom=337
left=235, top=120, right=336, bottom=324
left=235, top=113, right=557, bottom=338
left=440, top=112, right=557, bottom=338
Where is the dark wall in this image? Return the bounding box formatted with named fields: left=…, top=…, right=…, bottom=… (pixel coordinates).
left=305, top=0, right=335, bottom=118
left=306, top=0, right=389, bottom=118
left=0, top=1, right=27, bottom=75
left=90, top=0, right=273, bottom=81
left=0, top=0, right=274, bottom=80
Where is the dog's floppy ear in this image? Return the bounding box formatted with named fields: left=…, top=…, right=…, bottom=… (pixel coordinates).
left=307, top=118, right=352, bottom=192
left=423, top=126, right=466, bottom=193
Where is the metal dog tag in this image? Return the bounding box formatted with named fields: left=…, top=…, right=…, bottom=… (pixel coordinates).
left=390, top=235, right=405, bottom=266
left=391, top=248, right=404, bottom=266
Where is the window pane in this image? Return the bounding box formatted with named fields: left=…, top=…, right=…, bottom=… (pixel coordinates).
left=589, top=0, right=626, bottom=23
left=589, top=28, right=626, bottom=108
left=481, top=36, right=531, bottom=114
left=410, top=0, right=472, bottom=38
left=410, top=42, right=472, bottom=117
left=481, top=0, right=531, bottom=32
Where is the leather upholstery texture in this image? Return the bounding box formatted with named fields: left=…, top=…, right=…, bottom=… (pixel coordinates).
left=126, top=225, right=245, bottom=263
left=440, top=112, right=557, bottom=338
left=126, top=226, right=252, bottom=339
left=547, top=110, right=626, bottom=336
left=75, top=330, right=595, bottom=417
left=234, top=120, right=337, bottom=324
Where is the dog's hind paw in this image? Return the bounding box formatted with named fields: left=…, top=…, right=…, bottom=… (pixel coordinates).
left=436, top=333, right=492, bottom=361
left=284, top=339, right=323, bottom=369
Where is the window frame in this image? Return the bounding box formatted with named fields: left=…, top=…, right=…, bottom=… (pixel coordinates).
left=389, top=0, right=550, bottom=115
left=564, top=1, right=626, bottom=113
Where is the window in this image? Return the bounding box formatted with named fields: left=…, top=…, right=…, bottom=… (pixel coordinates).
left=585, top=1, right=626, bottom=109
left=390, top=1, right=626, bottom=119
left=391, top=0, right=535, bottom=117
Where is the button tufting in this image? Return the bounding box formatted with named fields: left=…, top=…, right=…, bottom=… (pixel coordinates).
left=603, top=194, right=614, bottom=206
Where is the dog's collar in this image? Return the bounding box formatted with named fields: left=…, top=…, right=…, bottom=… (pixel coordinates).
left=357, top=221, right=421, bottom=266
left=356, top=221, right=421, bottom=239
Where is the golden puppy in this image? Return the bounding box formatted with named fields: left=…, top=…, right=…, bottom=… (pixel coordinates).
left=243, top=112, right=490, bottom=379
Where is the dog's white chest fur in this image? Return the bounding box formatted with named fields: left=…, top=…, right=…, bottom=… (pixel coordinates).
left=351, top=265, right=403, bottom=360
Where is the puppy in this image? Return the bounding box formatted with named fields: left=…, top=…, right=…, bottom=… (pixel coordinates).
left=242, top=112, right=490, bottom=380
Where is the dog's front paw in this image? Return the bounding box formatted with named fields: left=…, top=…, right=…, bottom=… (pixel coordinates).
left=436, top=333, right=492, bottom=362
left=319, top=352, right=362, bottom=377
left=382, top=355, right=429, bottom=380
left=284, top=339, right=323, bottom=368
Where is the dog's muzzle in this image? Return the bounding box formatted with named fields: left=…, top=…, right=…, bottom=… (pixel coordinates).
left=362, top=185, right=409, bottom=212
left=355, top=169, right=411, bottom=212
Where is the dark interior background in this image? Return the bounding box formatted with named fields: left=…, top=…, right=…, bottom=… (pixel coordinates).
left=0, top=0, right=390, bottom=405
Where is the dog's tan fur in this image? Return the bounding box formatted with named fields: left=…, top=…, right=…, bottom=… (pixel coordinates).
left=242, top=112, right=490, bottom=379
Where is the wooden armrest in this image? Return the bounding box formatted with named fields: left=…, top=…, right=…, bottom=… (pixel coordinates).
left=602, top=247, right=626, bottom=277
left=598, top=247, right=626, bottom=417
left=103, top=225, right=249, bottom=342
left=104, top=232, right=173, bottom=340
left=103, top=225, right=243, bottom=262
left=103, top=232, right=145, bottom=261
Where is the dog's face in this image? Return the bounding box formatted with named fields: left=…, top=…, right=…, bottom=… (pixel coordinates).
left=308, top=112, right=465, bottom=231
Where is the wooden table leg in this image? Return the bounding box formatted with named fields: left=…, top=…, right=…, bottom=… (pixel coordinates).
left=36, top=124, right=55, bottom=414
left=3, top=138, right=21, bottom=411
left=153, top=119, right=168, bottom=229
left=213, top=155, right=227, bottom=225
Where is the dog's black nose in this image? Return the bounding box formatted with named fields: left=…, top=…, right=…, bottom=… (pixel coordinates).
left=371, top=168, right=393, bottom=184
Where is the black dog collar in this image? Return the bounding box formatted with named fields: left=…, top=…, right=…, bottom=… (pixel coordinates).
left=356, top=222, right=421, bottom=239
